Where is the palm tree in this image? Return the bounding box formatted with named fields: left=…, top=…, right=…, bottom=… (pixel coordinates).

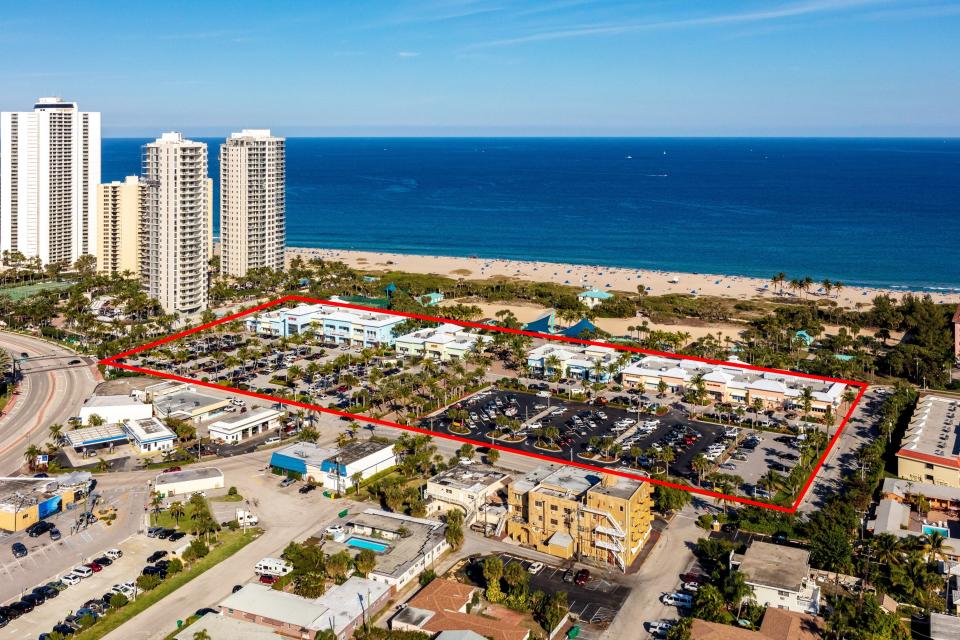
left=170, top=501, right=185, bottom=525
left=48, top=423, right=63, bottom=444
left=758, top=470, right=782, bottom=496
left=691, top=454, right=711, bottom=486
left=771, top=272, right=786, bottom=296
left=24, top=444, right=42, bottom=470
left=921, top=531, right=953, bottom=564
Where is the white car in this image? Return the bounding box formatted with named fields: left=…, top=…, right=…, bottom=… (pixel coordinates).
left=528, top=422, right=543, bottom=429
left=681, top=581, right=700, bottom=592
left=459, top=457, right=474, bottom=465
left=527, top=562, right=544, bottom=574
left=648, top=620, right=675, bottom=635
left=105, top=548, right=123, bottom=560
left=325, top=524, right=344, bottom=536
left=62, top=573, right=82, bottom=586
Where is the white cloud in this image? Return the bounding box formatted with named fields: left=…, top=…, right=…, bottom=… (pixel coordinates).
left=397, top=51, right=421, bottom=57
left=466, top=0, right=892, bottom=49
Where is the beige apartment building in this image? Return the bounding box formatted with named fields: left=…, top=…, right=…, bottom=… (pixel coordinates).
left=506, top=466, right=653, bottom=572
left=96, top=176, right=143, bottom=275
left=897, top=393, right=960, bottom=488
left=140, top=132, right=212, bottom=315
left=220, top=129, right=285, bottom=277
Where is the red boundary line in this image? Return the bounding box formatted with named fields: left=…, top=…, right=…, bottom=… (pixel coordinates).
left=100, top=295, right=867, bottom=514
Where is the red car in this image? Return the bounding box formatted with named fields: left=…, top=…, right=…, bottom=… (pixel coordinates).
left=574, top=569, right=590, bottom=586
left=336, top=385, right=349, bottom=393
left=85, top=562, right=103, bottom=573
left=162, top=466, right=182, bottom=473
left=259, top=574, right=279, bottom=585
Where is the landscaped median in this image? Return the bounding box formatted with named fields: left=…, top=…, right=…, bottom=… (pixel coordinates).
left=71, top=527, right=260, bottom=640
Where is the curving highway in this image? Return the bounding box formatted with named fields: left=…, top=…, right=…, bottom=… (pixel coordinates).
left=0, top=331, right=99, bottom=475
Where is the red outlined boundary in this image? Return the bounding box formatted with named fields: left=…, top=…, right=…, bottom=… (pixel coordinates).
left=100, top=295, right=867, bottom=514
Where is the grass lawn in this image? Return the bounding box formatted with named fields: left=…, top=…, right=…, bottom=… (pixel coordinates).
left=73, top=528, right=259, bottom=640
left=210, top=493, right=244, bottom=502
left=151, top=502, right=210, bottom=531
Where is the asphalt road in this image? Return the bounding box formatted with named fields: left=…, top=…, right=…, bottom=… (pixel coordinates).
left=0, top=331, right=98, bottom=475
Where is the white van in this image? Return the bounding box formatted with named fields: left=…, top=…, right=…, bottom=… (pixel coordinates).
left=72, top=565, right=94, bottom=579
left=235, top=509, right=259, bottom=526
left=254, top=557, right=293, bottom=577
left=663, top=592, right=694, bottom=607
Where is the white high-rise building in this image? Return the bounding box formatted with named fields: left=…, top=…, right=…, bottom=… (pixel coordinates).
left=140, top=132, right=212, bottom=316
left=0, top=97, right=101, bottom=265
left=220, top=129, right=285, bottom=277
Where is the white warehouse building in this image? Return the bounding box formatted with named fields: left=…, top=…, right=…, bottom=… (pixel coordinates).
left=79, top=395, right=153, bottom=425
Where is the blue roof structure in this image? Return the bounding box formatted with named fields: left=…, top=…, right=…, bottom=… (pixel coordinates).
left=524, top=310, right=556, bottom=334
left=578, top=288, right=613, bottom=300
left=561, top=318, right=599, bottom=338
left=795, top=330, right=815, bottom=346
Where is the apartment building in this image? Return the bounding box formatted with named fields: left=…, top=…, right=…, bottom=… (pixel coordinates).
left=424, top=464, right=510, bottom=525
left=731, top=541, right=821, bottom=615
left=506, top=466, right=653, bottom=572
left=395, top=323, right=487, bottom=361
left=1, top=97, right=101, bottom=265
left=96, top=176, right=144, bottom=275
left=140, top=132, right=212, bottom=315
left=896, top=393, right=960, bottom=488
left=220, top=129, right=285, bottom=277
left=620, top=355, right=847, bottom=414
left=526, top=342, right=625, bottom=382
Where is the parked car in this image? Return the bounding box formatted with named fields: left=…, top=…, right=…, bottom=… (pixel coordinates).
left=61, top=573, right=82, bottom=586
left=49, top=527, right=61, bottom=541
left=147, top=550, right=168, bottom=563
left=162, top=466, right=182, bottom=473
left=298, top=484, right=316, bottom=494
left=105, top=548, right=123, bottom=560
left=527, top=562, right=544, bottom=575
left=72, top=565, right=94, bottom=579
left=11, top=542, right=27, bottom=558
left=574, top=569, right=590, bottom=586
left=169, top=531, right=187, bottom=542
left=279, top=476, right=296, bottom=487
left=259, top=574, right=279, bottom=585
left=94, top=556, right=113, bottom=567
left=85, top=562, right=103, bottom=573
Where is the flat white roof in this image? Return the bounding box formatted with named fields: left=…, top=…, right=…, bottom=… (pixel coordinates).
left=124, top=417, right=176, bottom=443
left=84, top=395, right=144, bottom=408
left=209, top=408, right=282, bottom=434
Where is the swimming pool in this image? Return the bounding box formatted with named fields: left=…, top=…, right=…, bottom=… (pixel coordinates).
left=922, top=525, right=949, bottom=537
left=346, top=537, right=388, bottom=553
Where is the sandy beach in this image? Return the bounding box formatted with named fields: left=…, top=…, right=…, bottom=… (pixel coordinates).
left=288, top=248, right=960, bottom=310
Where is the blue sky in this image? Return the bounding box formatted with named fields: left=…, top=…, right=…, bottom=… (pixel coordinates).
left=1, top=0, right=958, bottom=136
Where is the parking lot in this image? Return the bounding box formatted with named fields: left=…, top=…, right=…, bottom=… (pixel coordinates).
left=427, top=388, right=733, bottom=480
left=469, top=553, right=632, bottom=629
left=1, top=530, right=185, bottom=638
left=0, top=484, right=148, bottom=606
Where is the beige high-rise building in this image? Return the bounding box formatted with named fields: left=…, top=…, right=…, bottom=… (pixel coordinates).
left=140, top=132, right=212, bottom=315
left=96, top=176, right=143, bottom=276
left=219, top=129, right=285, bottom=277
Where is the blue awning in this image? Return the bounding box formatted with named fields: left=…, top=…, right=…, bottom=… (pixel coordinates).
left=270, top=452, right=308, bottom=474
left=561, top=318, right=598, bottom=337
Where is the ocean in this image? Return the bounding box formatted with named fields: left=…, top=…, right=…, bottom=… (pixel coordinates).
left=102, top=138, right=960, bottom=291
